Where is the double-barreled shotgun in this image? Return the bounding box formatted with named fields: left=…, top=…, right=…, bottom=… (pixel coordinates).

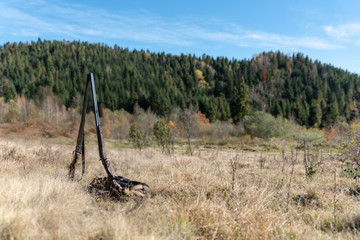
left=68, top=73, right=150, bottom=198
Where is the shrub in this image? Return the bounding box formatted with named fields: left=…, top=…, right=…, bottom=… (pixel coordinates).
left=243, top=111, right=286, bottom=139
left=129, top=125, right=148, bottom=150
left=153, top=119, right=172, bottom=154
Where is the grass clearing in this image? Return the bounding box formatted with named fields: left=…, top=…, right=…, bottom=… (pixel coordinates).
left=0, top=135, right=360, bottom=239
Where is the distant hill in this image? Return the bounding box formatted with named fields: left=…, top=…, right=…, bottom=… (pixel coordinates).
left=1, top=39, right=359, bottom=127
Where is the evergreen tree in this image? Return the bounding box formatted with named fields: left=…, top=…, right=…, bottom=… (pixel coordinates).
left=295, top=101, right=308, bottom=126
left=271, top=99, right=282, bottom=117
left=328, top=93, right=339, bottom=125
left=217, top=94, right=231, bottom=121
left=231, top=77, right=251, bottom=123
left=2, top=78, right=16, bottom=102
left=309, top=99, right=322, bottom=127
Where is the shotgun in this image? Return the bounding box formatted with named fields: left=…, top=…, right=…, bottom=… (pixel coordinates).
left=69, top=73, right=150, bottom=198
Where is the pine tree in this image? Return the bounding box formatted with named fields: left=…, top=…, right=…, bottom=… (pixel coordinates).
left=217, top=94, right=231, bottom=121
left=295, top=101, right=307, bottom=126
left=2, top=79, right=16, bottom=102
left=310, top=99, right=322, bottom=127
left=328, top=93, right=339, bottom=125
left=231, top=77, right=251, bottom=123
left=271, top=99, right=282, bottom=117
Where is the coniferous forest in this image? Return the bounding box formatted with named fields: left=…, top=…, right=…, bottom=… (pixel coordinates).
left=1, top=39, right=360, bottom=128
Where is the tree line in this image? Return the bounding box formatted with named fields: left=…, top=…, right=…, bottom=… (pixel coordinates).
left=0, top=39, right=359, bottom=127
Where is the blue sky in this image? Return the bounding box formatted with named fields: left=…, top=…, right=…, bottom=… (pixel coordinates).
left=1, top=0, right=360, bottom=73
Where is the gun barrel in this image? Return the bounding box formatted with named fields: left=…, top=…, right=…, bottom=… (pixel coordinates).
left=89, top=73, right=114, bottom=179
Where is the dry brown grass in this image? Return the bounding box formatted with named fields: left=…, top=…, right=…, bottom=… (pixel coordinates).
left=1, top=136, right=360, bottom=239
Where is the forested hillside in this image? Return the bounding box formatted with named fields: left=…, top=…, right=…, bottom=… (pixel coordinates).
left=1, top=39, right=359, bottom=127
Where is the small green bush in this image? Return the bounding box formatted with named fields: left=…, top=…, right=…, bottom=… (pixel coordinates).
left=243, top=111, right=286, bottom=139
left=153, top=119, right=172, bottom=153
left=129, top=124, right=148, bottom=150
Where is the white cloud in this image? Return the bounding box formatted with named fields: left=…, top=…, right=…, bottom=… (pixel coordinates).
left=186, top=28, right=341, bottom=50
left=324, top=23, right=360, bottom=39
left=0, top=1, right=343, bottom=51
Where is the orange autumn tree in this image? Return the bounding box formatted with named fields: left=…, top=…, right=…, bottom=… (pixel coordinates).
left=196, top=111, right=211, bottom=136
left=196, top=111, right=209, bottom=124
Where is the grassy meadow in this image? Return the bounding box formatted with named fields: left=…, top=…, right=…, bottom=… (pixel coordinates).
left=1, top=125, right=360, bottom=240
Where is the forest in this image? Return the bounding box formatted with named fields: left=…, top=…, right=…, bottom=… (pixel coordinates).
left=1, top=39, right=360, bottom=128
